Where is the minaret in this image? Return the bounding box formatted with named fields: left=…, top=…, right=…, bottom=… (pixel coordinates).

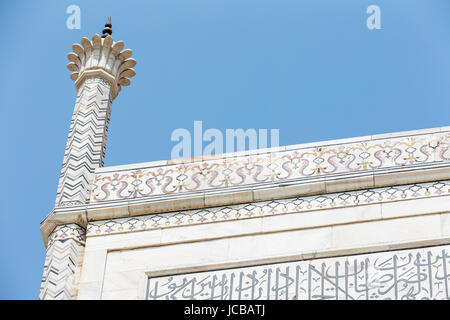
left=39, top=18, right=136, bottom=299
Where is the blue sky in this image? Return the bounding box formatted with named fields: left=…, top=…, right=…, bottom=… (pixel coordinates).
left=0, top=0, right=449, bottom=299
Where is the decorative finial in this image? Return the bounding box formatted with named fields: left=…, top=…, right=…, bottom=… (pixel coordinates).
left=67, top=17, right=136, bottom=100
left=101, top=16, right=112, bottom=38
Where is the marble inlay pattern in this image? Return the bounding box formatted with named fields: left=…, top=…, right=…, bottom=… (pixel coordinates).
left=48, top=224, right=86, bottom=247
left=55, top=78, right=113, bottom=207
left=87, top=180, right=450, bottom=237
left=91, top=131, right=450, bottom=203
left=147, top=244, right=450, bottom=300
left=40, top=224, right=86, bottom=300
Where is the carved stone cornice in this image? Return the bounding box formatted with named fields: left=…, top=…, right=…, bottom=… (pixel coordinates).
left=41, top=127, right=450, bottom=246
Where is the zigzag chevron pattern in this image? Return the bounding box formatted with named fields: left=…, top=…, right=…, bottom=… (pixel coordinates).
left=55, top=78, right=113, bottom=207
left=41, top=78, right=112, bottom=299
left=40, top=34, right=136, bottom=300
left=39, top=224, right=86, bottom=300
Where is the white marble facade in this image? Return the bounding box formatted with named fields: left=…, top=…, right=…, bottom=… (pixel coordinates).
left=76, top=190, right=450, bottom=299
left=40, top=26, right=450, bottom=300
left=41, top=116, right=450, bottom=300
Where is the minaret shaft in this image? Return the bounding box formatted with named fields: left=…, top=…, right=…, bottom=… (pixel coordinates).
left=55, top=78, right=113, bottom=207
left=39, top=19, right=136, bottom=299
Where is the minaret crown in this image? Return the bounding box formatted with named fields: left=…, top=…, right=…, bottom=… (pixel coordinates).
left=66, top=19, right=136, bottom=100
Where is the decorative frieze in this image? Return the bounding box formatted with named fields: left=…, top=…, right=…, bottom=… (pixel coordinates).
left=91, top=130, right=450, bottom=204
left=87, top=180, right=450, bottom=237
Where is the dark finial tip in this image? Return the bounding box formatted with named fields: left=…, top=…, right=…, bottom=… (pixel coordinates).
left=101, top=16, right=112, bottom=38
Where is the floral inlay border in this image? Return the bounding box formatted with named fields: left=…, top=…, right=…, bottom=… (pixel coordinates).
left=87, top=180, right=450, bottom=237
left=47, top=224, right=86, bottom=248
left=90, top=132, right=450, bottom=203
